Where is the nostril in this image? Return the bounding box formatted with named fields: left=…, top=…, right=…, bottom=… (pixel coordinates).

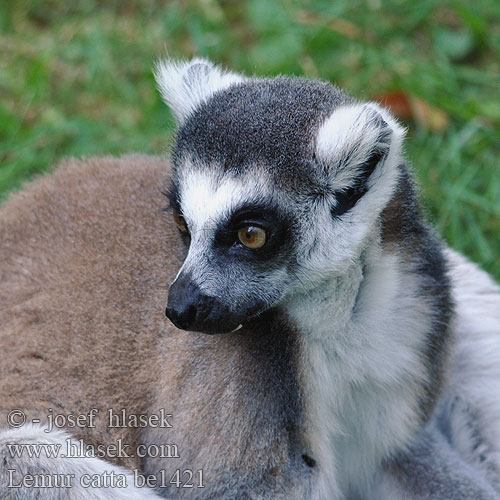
left=165, top=304, right=198, bottom=330
left=183, top=304, right=197, bottom=325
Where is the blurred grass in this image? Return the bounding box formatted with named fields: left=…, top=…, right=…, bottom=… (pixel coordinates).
left=0, top=0, right=499, bottom=279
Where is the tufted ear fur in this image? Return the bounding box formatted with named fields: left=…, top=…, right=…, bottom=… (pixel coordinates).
left=315, top=103, right=406, bottom=217
left=154, top=58, right=244, bottom=123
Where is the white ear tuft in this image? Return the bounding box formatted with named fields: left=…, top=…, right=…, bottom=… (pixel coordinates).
left=316, top=102, right=406, bottom=193
left=154, top=58, right=244, bottom=123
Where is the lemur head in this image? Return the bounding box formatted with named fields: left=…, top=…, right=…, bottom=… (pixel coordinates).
left=156, top=59, right=405, bottom=334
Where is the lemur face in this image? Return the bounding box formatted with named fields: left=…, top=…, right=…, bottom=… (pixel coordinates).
left=157, top=60, right=405, bottom=334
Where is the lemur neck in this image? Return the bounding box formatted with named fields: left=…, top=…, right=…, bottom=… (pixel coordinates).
left=283, top=244, right=433, bottom=499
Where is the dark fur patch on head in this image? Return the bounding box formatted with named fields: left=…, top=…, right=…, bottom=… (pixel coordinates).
left=173, top=77, right=353, bottom=192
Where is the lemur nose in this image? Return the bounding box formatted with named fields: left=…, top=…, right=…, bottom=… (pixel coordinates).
left=166, top=270, right=240, bottom=334
left=166, top=272, right=203, bottom=331
left=166, top=303, right=197, bottom=330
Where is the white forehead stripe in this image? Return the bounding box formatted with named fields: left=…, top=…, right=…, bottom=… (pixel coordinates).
left=180, top=171, right=259, bottom=231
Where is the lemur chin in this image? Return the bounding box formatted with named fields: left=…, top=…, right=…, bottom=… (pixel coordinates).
left=1, top=58, right=500, bottom=500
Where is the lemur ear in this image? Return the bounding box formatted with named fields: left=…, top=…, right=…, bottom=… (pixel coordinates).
left=154, top=58, right=244, bottom=123
left=315, top=103, right=406, bottom=216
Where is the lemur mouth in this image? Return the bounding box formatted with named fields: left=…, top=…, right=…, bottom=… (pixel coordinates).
left=199, top=323, right=243, bottom=335
left=192, top=304, right=270, bottom=335
left=171, top=318, right=247, bottom=335
left=166, top=295, right=273, bottom=335
left=205, top=320, right=247, bottom=335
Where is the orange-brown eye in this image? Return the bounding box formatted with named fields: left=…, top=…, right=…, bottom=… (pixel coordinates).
left=173, top=210, right=188, bottom=233
left=237, top=226, right=267, bottom=249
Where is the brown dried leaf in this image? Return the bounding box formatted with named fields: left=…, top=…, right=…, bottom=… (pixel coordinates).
left=374, top=91, right=413, bottom=120
left=374, top=91, right=449, bottom=132
left=409, top=96, right=450, bottom=132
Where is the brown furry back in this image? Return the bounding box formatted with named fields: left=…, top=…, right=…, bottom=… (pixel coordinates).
left=0, top=155, right=181, bottom=468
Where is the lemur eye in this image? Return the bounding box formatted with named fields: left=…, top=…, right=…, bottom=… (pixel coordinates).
left=173, top=210, right=188, bottom=233
left=237, top=226, right=267, bottom=249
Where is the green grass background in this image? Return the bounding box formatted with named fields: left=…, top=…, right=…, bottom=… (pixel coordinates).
left=1, top=0, right=499, bottom=279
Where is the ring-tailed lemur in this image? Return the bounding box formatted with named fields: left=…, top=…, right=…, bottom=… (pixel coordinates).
left=1, top=58, right=499, bottom=500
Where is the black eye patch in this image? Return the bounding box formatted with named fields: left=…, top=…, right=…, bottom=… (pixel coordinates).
left=213, top=203, right=292, bottom=261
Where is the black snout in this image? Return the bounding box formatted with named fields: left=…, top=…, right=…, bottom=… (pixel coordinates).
left=166, top=272, right=241, bottom=334
left=165, top=272, right=200, bottom=330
